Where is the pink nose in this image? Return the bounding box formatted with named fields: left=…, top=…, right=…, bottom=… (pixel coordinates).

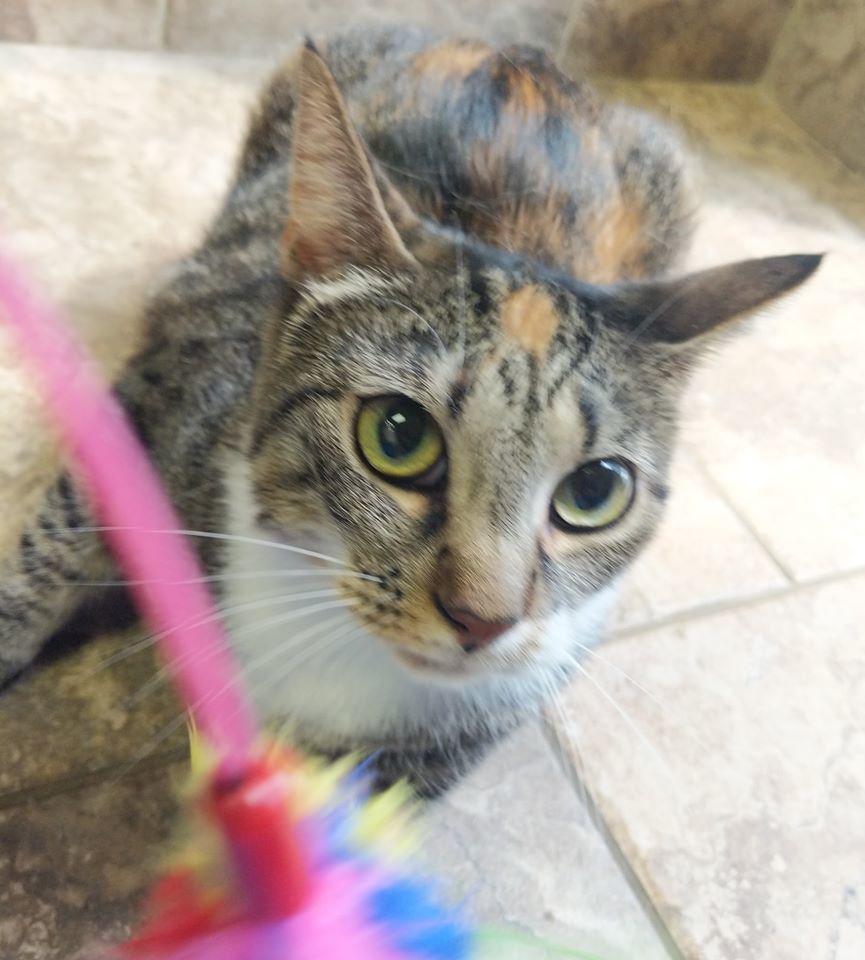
left=434, top=595, right=516, bottom=652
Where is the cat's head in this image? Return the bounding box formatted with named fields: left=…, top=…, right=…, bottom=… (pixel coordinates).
left=246, top=46, right=820, bottom=683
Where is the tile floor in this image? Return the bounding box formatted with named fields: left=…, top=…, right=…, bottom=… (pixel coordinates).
left=0, top=42, right=863, bottom=960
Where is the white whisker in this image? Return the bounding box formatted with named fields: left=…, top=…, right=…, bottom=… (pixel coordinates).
left=67, top=525, right=364, bottom=571
left=112, top=600, right=356, bottom=778
left=227, top=599, right=356, bottom=666
left=243, top=618, right=360, bottom=707
left=545, top=689, right=603, bottom=832
left=565, top=654, right=672, bottom=780
left=228, top=620, right=362, bottom=743
left=81, top=584, right=347, bottom=678
left=67, top=568, right=378, bottom=589
left=570, top=640, right=715, bottom=756
left=571, top=639, right=668, bottom=715
left=123, top=590, right=346, bottom=705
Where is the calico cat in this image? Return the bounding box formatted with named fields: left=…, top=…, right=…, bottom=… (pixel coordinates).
left=0, top=26, right=819, bottom=796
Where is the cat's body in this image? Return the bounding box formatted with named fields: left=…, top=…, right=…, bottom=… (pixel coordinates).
left=0, top=26, right=819, bottom=795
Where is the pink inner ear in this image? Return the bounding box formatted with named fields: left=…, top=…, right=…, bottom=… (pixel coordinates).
left=284, top=47, right=416, bottom=279
left=282, top=218, right=335, bottom=276
left=0, top=242, right=257, bottom=773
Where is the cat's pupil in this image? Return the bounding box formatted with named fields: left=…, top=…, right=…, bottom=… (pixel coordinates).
left=571, top=461, right=615, bottom=510
left=379, top=400, right=425, bottom=460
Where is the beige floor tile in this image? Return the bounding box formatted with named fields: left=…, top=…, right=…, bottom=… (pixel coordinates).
left=0, top=724, right=667, bottom=960
left=560, top=0, right=793, bottom=82
left=166, top=1, right=567, bottom=57
left=0, top=0, right=34, bottom=43
left=21, top=0, right=166, bottom=51
left=424, top=723, right=671, bottom=959
left=0, top=628, right=184, bottom=798
left=766, top=0, right=865, bottom=175
left=688, top=157, right=865, bottom=582
left=0, top=44, right=261, bottom=345
left=613, top=453, right=786, bottom=633
left=552, top=574, right=865, bottom=960
left=0, top=44, right=264, bottom=550
left=0, top=764, right=181, bottom=960
left=685, top=247, right=865, bottom=582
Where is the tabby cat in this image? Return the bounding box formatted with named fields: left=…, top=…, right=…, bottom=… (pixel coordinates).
left=0, top=26, right=819, bottom=795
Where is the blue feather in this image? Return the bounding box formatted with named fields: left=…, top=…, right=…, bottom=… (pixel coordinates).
left=370, top=879, right=472, bottom=958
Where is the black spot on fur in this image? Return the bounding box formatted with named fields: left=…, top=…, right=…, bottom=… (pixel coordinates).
left=648, top=480, right=669, bottom=502
left=421, top=503, right=446, bottom=538
left=448, top=380, right=468, bottom=419
left=54, top=475, right=86, bottom=531
left=579, top=394, right=598, bottom=452
left=524, top=355, right=541, bottom=419
left=467, top=264, right=493, bottom=316
left=140, top=368, right=164, bottom=387
left=498, top=357, right=517, bottom=401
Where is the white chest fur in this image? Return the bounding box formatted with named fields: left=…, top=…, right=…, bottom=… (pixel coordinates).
left=220, top=456, right=615, bottom=748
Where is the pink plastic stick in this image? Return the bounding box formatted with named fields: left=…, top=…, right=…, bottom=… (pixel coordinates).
left=0, top=242, right=256, bottom=771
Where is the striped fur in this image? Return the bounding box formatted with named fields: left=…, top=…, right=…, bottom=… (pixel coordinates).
left=0, top=26, right=819, bottom=794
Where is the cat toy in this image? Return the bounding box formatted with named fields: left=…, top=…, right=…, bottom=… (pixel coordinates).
left=0, top=241, right=606, bottom=960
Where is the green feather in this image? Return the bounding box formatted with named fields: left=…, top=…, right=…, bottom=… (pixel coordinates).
left=475, top=927, right=612, bottom=960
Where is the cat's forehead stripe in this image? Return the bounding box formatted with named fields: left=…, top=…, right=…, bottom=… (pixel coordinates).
left=499, top=285, right=560, bottom=358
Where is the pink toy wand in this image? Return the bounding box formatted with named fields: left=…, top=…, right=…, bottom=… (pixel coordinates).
left=0, top=242, right=311, bottom=922
left=0, top=241, right=474, bottom=960
left=0, top=248, right=256, bottom=771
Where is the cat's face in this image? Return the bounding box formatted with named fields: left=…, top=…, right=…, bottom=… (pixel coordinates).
left=245, top=46, right=820, bottom=685
left=249, top=257, right=680, bottom=680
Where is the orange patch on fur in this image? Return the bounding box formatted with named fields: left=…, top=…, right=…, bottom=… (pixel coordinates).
left=589, top=194, right=650, bottom=282
left=463, top=142, right=577, bottom=269
left=413, top=41, right=491, bottom=81
left=500, top=285, right=560, bottom=358
left=506, top=71, right=545, bottom=114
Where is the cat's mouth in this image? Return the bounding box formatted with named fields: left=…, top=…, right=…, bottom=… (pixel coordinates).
left=391, top=642, right=528, bottom=682
left=395, top=648, right=470, bottom=677
left=336, top=565, right=534, bottom=681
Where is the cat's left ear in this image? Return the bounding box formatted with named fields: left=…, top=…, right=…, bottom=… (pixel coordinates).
left=282, top=43, right=417, bottom=279
left=603, top=253, right=822, bottom=346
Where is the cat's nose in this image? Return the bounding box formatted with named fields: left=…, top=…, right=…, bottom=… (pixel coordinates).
left=434, top=595, right=517, bottom=652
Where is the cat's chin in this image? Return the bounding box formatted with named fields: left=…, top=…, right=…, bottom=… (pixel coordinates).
left=392, top=646, right=528, bottom=686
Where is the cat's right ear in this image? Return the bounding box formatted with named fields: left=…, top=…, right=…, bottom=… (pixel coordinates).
left=282, top=43, right=416, bottom=280
left=602, top=253, right=822, bottom=346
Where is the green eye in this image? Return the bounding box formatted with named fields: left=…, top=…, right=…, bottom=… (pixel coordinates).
left=356, top=395, right=446, bottom=485
left=551, top=459, right=635, bottom=531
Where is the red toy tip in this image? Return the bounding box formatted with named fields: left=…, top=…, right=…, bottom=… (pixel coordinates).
left=209, top=755, right=312, bottom=920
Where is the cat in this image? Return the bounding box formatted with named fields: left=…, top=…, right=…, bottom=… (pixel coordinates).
left=0, top=26, right=820, bottom=796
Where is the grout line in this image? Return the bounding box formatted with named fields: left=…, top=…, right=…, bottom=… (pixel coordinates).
left=545, top=561, right=865, bottom=958
left=610, top=561, right=865, bottom=642
left=156, top=0, right=171, bottom=50
left=541, top=719, right=688, bottom=960
left=554, top=3, right=582, bottom=71
left=689, top=450, right=795, bottom=584
left=0, top=744, right=187, bottom=811
left=759, top=0, right=804, bottom=85
left=755, top=80, right=865, bottom=181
